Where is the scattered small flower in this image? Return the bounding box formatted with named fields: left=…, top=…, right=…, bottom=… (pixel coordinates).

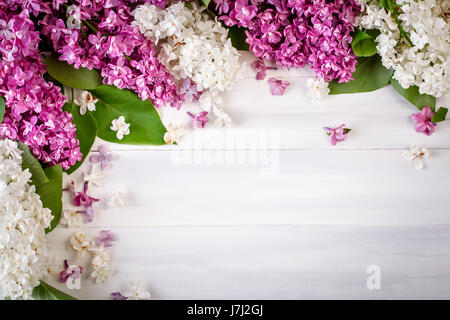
left=90, top=246, right=113, bottom=283
left=123, top=280, right=151, bottom=300
left=90, top=145, right=114, bottom=170
left=91, top=265, right=114, bottom=284
left=96, top=230, right=116, bottom=248
left=73, top=182, right=100, bottom=208
left=61, top=210, right=84, bottom=228
left=108, top=192, right=127, bottom=208
left=164, top=123, right=183, bottom=145
left=411, top=106, right=436, bottom=136
left=403, top=146, right=429, bottom=170
left=324, top=124, right=351, bottom=146
left=78, top=206, right=96, bottom=223
left=69, top=232, right=94, bottom=256
left=74, top=90, right=98, bottom=115
left=213, top=114, right=232, bottom=128
left=60, top=259, right=83, bottom=290
left=252, top=59, right=277, bottom=81
left=307, top=78, right=330, bottom=101
left=268, top=77, right=290, bottom=96
left=84, top=166, right=105, bottom=187
left=63, top=181, right=76, bottom=197
left=111, top=116, right=131, bottom=140
left=111, top=292, right=128, bottom=300
left=187, top=111, right=209, bottom=129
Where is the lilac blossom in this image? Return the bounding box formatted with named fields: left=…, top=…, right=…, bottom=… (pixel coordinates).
left=60, top=259, right=83, bottom=283
left=64, top=181, right=99, bottom=222
left=90, top=144, right=113, bottom=170
left=411, top=106, right=436, bottom=136
left=111, top=292, right=128, bottom=300
left=252, top=59, right=277, bottom=81
left=215, top=0, right=361, bottom=83
left=179, top=79, right=200, bottom=103
left=78, top=206, right=95, bottom=223
left=96, top=230, right=116, bottom=247
left=0, top=2, right=82, bottom=170
left=324, top=124, right=350, bottom=146
left=187, top=111, right=209, bottom=129
left=73, top=182, right=100, bottom=208
left=267, top=77, right=290, bottom=96
left=38, top=0, right=183, bottom=108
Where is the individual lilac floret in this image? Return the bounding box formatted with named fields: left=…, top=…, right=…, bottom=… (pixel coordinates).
left=267, top=77, right=290, bottom=96
left=179, top=79, right=200, bottom=103
left=90, top=144, right=113, bottom=170
left=96, top=230, right=116, bottom=247
left=60, top=260, right=83, bottom=283
left=111, top=292, right=128, bottom=300
left=187, top=111, right=209, bottom=129
left=252, top=59, right=277, bottom=81
left=64, top=181, right=98, bottom=222
left=232, top=0, right=258, bottom=27
left=78, top=206, right=95, bottom=223
left=324, top=124, right=351, bottom=146
left=411, top=106, right=436, bottom=136
left=73, top=182, right=100, bottom=208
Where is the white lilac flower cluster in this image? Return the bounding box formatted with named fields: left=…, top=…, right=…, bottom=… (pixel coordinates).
left=359, top=0, right=450, bottom=97
left=0, top=139, right=53, bottom=299
left=133, top=1, right=244, bottom=126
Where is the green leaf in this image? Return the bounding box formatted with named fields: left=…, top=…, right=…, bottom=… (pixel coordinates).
left=17, top=142, right=50, bottom=186
left=45, top=54, right=102, bottom=90
left=63, top=102, right=98, bottom=175
left=329, top=55, right=393, bottom=94
left=351, top=29, right=380, bottom=57
left=201, top=0, right=211, bottom=6
left=228, top=25, right=249, bottom=51
left=89, top=85, right=167, bottom=145
left=390, top=78, right=436, bottom=111
left=431, top=107, right=448, bottom=123
left=32, top=281, right=76, bottom=300
left=0, top=96, right=5, bottom=124
left=36, top=165, right=63, bottom=233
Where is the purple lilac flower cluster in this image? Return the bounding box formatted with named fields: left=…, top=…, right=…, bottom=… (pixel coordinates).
left=0, top=1, right=82, bottom=170
left=40, top=0, right=183, bottom=108
left=214, top=0, right=361, bottom=83
left=128, top=0, right=167, bottom=7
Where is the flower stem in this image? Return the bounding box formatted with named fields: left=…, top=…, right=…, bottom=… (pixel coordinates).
left=83, top=20, right=99, bottom=34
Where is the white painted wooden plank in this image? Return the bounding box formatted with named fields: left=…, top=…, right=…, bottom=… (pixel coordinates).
left=111, top=79, right=450, bottom=151
left=44, top=225, right=450, bottom=300
left=63, top=148, right=450, bottom=227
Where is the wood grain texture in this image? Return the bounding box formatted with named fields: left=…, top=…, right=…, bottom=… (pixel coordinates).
left=45, top=226, right=450, bottom=299
left=2, top=51, right=450, bottom=300
left=64, top=147, right=450, bottom=227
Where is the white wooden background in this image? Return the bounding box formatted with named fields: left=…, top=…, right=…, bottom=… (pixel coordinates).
left=7, top=52, right=450, bottom=299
